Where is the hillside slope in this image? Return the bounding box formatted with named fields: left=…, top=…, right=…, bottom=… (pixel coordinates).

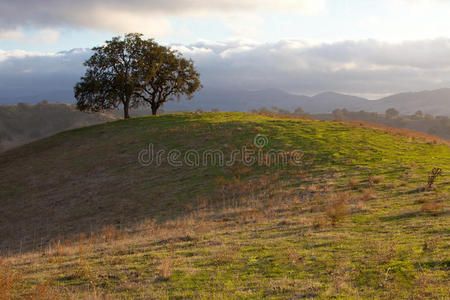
left=1, top=112, right=449, bottom=299
left=0, top=102, right=118, bottom=152
left=374, top=88, right=450, bottom=116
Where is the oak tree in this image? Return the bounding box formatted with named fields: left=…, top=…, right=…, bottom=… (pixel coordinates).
left=74, top=33, right=201, bottom=118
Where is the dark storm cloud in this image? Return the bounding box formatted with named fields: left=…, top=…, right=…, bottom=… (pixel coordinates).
left=1, top=38, right=450, bottom=103
left=0, top=49, right=91, bottom=102
left=0, top=0, right=323, bottom=35
left=175, top=39, right=450, bottom=95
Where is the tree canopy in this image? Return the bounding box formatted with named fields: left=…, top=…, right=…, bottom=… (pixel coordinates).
left=385, top=108, right=400, bottom=119
left=74, top=33, right=202, bottom=118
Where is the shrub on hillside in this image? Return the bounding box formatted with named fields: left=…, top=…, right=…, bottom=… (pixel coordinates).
left=421, top=199, right=444, bottom=216
left=325, top=193, right=350, bottom=226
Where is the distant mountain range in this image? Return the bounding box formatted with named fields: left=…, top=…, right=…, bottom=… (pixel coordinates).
left=164, top=88, right=450, bottom=116
left=1, top=87, right=449, bottom=116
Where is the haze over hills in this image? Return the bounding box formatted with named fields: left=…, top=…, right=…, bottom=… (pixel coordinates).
left=372, top=89, right=450, bottom=116
left=6, top=87, right=448, bottom=116
left=0, top=102, right=118, bottom=152
left=164, top=87, right=450, bottom=116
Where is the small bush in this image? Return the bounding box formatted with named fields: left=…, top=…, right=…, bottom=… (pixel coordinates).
left=325, top=193, right=350, bottom=226
left=53, top=240, right=64, bottom=257
left=286, top=248, right=303, bottom=266
left=213, top=249, right=235, bottom=266
left=361, top=189, right=375, bottom=201
left=72, top=259, right=92, bottom=281
left=101, top=225, right=122, bottom=241
left=421, top=200, right=444, bottom=216
left=368, top=175, right=384, bottom=187
left=157, top=259, right=172, bottom=281
left=310, top=194, right=325, bottom=212
left=347, top=178, right=359, bottom=190
left=422, top=237, right=441, bottom=252
left=416, top=196, right=428, bottom=204
left=426, top=168, right=442, bottom=190
left=312, top=216, right=327, bottom=229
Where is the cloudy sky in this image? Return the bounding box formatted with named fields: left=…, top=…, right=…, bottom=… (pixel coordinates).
left=1, top=0, right=450, bottom=103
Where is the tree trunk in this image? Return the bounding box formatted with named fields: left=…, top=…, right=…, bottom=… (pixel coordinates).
left=124, top=102, right=130, bottom=119
left=151, top=105, right=158, bottom=116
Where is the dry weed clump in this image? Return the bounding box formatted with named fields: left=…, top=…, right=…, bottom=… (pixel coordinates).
left=73, top=261, right=92, bottom=281
left=352, top=200, right=367, bottom=213
left=361, top=189, right=376, bottom=201
left=416, top=196, right=428, bottom=204
left=196, top=195, right=210, bottom=210
left=426, top=168, right=442, bottom=191
left=53, top=240, right=64, bottom=257
left=369, top=239, right=398, bottom=264
left=421, top=199, right=444, bottom=216
left=286, top=248, right=303, bottom=266
left=422, top=236, right=441, bottom=252
left=415, top=168, right=444, bottom=192
left=312, top=216, right=327, bottom=228
left=101, top=225, right=123, bottom=241
left=325, top=193, right=350, bottom=226
left=157, top=258, right=172, bottom=281
left=25, top=281, right=59, bottom=300
left=212, top=248, right=236, bottom=266
left=310, top=193, right=325, bottom=212
left=368, top=175, right=384, bottom=187
left=347, top=178, right=359, bottom=190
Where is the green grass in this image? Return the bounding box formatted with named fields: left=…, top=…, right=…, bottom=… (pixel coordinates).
left=0, top=112, right=449, bottom=299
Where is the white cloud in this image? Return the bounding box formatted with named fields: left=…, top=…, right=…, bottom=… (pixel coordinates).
left=0, top=49, right=51, bottom=62
left=32, top=29, right=60, bottom=44
left=0, top=30, right=24, bottom=41
left=0, top=28, right=60, bottom=43
left=220, top=14, right=264, bottom=39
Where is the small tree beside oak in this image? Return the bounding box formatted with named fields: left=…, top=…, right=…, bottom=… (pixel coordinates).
left=74, top=33, right=202, bottom=119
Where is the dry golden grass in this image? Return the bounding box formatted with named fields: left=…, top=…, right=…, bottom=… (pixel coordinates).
left=25, top=281, right=60, bottom=300
left=100, top=225, right=123, bottom=242
left=0, top=259, right=22, bottom=300
left=1, top=179, right=448, bottom=298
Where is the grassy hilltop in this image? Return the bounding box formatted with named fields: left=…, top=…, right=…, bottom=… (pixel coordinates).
left=0, top=112, right=449, bottom=299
